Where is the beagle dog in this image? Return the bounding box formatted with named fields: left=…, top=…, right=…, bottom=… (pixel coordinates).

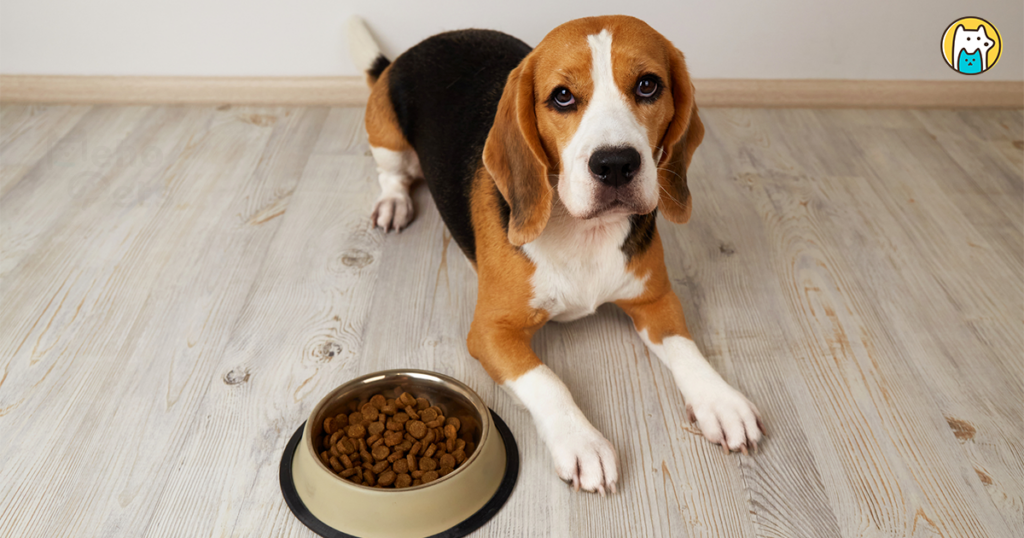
left=350, top=15, right=764, bottom=494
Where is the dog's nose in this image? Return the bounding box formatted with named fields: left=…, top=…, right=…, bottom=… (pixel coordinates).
left=588, top=147, right=641, bottom=188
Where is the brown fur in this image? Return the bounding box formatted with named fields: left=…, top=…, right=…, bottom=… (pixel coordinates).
left=615, top=227, right=693, bottom=344
left=364, top=67, right=411, bottom=152
left=466, top=166, right=550, bottom=382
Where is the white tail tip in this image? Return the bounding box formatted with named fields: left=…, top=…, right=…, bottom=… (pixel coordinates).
left=347, top=16, right=384, bottom=72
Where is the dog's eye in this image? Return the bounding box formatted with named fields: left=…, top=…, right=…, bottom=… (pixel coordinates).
left=551, top=87, right=575, bottom=108
left=635, top=76, right=661, bottom=101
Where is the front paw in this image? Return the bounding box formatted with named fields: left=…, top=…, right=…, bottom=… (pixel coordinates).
left=370, top=193, right=414, bottom=232
left=545, top=424, right=618, bottom=494
left=686, top=385, right=764, bottom=454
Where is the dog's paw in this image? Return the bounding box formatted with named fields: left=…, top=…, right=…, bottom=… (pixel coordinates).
left=686, top=385, right=764, bottom=454
left=371, top=193, right=414, bottom=232
left=546, top=424, right=618, bottom=494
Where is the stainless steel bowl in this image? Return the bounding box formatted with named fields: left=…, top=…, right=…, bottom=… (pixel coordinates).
left=288, top=369, right=508, bottom=538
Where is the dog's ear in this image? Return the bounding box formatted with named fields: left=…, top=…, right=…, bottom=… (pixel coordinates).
left=655, top=47, right=704, bottom=224
left=483, top=56, right=552, bottom=246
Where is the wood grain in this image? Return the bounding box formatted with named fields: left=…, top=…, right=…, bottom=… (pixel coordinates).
left=1, top=105, right=1021, bottom=537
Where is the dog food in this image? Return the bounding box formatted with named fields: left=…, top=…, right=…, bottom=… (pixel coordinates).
left=318, top=388, right=476, bottom=488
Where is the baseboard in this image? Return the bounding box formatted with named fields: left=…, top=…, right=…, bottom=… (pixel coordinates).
left=1, top=75, right=1021, bottom=108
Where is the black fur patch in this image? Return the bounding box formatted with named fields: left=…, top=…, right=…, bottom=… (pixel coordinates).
left=385, top=30, right=531, bottom=263
left=367, top=54, right=390, bottom=82
left=621, top=210, right=657, bottom=261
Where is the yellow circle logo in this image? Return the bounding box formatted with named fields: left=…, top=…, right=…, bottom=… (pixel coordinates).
left=942, top=17, right=1001, bottom=75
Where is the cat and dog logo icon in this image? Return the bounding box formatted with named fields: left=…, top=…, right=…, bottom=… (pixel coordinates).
left=942, top=17, right=1002, bottom=75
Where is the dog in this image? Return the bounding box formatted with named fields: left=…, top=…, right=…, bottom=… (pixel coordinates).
left=349, top=15, right=764, bottom=494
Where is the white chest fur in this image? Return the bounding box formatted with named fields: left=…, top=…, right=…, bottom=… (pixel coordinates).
left=522, top=207, right=648, bottom=322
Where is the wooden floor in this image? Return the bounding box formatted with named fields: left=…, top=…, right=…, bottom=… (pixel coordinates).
left=1, top=104, right=1021, bottom=538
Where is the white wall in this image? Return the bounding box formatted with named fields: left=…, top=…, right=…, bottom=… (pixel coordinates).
left=1, top=0, right=1021, bottom=80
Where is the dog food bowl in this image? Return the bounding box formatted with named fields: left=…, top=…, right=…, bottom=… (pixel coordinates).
left=279, top=369, right=519, bottom=538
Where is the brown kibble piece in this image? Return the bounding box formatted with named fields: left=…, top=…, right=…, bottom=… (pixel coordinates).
left=340, top=467, right=359, bottom=478
left=370, top=394, right=387, bottom=410
left=366, top=433, right=382, bottom=446
left=360, top=449, right=373, bottom=462
left=348, top=412, right=363, bottom=426
left=330, top=444, right=341, bottom=458
left=386, top=419, right=402, bottom=431
left=399, top=392, right=416, bottom=406
left=423, top=444, right=437, bottom=458
left=381, top=399, right=398, bottom=416
left=444, top=424, right=457, bottom=440
left=378, top=470, right=396, bottom=486
left=466, top=441, right=475, bottom=454
left=419, top=457, right=437, bottom=471
left=320, top=451, right=330, bottom=465
left=426, top=418, right=444, bottom=429
left=455, top=439, right=466, bottom=451
left=404, top=406, right=420, bottom=420
left=372, top=460, right=390, bottom=474
left=368, top=421, right=385, bottom=436
left=346, top=424, right=366, bottom=439
left=415, top=397, right=430, bottom=411
left=407, top=453, right=416, bottom=471
left=410, top=441, right=423, bottom=456
left=335, top=414, right=349, bottom=428
left=422, top=470, right=439, bottom=483
left=364, top=470, right=376, bottom=486
left=372, top=445, right=390, bottom=461
left=445, top=417, right=461, bottom=431
left=407, top=420, right=428, bottom=439
left=383, top=430, right=403, bottom=446
left=329, top=457, right=342, bottom=472
left=340, top=438, right=356, bottom=454
left=419, top=408, right=438, bottom=422
left=393, top=458, right=409, bottom=474
left=394, top=412, right=410, bottom=424
left=411, top=470, right=424, bottom=478
left=439, top=467, right=453, bottom=477
left=324, top=417, right=335, bottom=434
left=330, top=431, right=342, bottom=446
left=388, top=450, right=405, bottom=463
left=446, top=438, right=455, bottom=452
left=439, top=454, right=455, bottom=469
left=422, top=430, right=435, bottom=446
left=412, top=479, right=422, bottom=487
left=453, top=449, right=467, bottom=465
left=398, top=440, right=413, bottom=452
left=395, top=473, right=412, bottom=488
left=340, top=454, right=354, bottom=469
left=360, top=403, right=379, bottom=421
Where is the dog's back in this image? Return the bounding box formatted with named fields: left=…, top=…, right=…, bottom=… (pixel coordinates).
left=357, top=27, right=530, bottom=260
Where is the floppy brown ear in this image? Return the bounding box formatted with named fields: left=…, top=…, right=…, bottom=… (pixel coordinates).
left=483, top=57, right=552, bottom=246
left=656, top=48, right=704, bottom=224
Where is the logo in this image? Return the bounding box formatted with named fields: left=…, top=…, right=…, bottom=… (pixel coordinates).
left=942, top=17, right=1001, bottom=75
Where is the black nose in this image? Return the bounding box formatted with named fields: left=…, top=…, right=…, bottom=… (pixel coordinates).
left=588, top=147, right=641, bottom=188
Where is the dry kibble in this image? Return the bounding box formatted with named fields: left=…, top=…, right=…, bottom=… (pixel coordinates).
left=378, top=469, right=396, bottom=486
left=419, top=408, right=438, bottom=422
left=360, top=403, right=379, bottom=421
left=320, top=390, right=474, bottom=488
left=406, top=420, right=428, bottom=439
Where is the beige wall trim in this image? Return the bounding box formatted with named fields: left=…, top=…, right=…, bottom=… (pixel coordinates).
left=1, top=75, right=1021, bottom=108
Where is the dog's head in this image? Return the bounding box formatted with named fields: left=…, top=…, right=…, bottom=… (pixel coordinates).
left=484, top=15, right=704, bottom=245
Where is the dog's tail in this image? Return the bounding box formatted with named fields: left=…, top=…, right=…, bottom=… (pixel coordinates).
left=347, top=17, right=390, bottom=86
